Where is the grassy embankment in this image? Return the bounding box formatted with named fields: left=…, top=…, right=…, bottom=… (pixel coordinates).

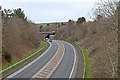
left=1, top=41, right=48, bottom=77
left=76, top=43, right=93, bottom=78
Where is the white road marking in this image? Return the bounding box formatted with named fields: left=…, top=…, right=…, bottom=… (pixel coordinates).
left=0, top=47, right=44, bottom=74
left=32, top=41, right=60, bottom=78
left=7, top=42, right=51, bottom=78
left=79, top=46, right=86, bottom=78
left=62, top=41, right=77, bottom=79
left=47, top=41, right=65, bottom=78
left=32, top=40, right=65, bottom=78
left=6, top=40, right=77, bottom=79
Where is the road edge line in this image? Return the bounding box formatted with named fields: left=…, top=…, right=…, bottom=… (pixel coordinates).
left=7, top=42, right=51, bottom=78
left=32, top=41, right=59, bottom=78
left=1, top=47, right=44, bottom=74
left=64, top=41, right=86, bottom=78
left=62, top=41, right=77, bottom=79
left=47, top=41, right=65, bottom=78
left=79, top=46, right=86, bottom=78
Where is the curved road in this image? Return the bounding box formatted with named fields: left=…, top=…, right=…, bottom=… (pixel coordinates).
left=6, top=40, right=78, bottom=79
left=50, top=41, right=78, bottom=78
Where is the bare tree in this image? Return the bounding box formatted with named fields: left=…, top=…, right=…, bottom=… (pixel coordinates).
left=67, top=19, right=75, bottom=37
left=93, top=0, right=118, bottom=18
left=92, top=0, right=119, bottom=78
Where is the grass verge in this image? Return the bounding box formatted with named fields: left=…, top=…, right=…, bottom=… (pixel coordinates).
left=76, top=43, right=93, bottom=78
left=1, top=41, right=48, bottom=78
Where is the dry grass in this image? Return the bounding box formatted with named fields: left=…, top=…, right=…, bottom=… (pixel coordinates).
left=2, top=17, right=43, bottom=67
left=79, top=27, right=118, bottom=78
left=0, top=11, right=2, bottom=71
left=53, top=13, right=118, bottom=78
left=31, top=1, right=119, bottom=78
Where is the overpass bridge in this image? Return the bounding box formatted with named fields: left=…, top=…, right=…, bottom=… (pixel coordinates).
left=39, top=31, right=55, bottom=42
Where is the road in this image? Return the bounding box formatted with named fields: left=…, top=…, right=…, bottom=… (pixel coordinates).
left=50, top=41, right=78, bottom=78
left=6, top=40, right=78, bottom=79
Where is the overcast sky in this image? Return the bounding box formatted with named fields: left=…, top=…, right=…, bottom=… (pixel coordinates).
left=1, top=0, right=109, bottom=23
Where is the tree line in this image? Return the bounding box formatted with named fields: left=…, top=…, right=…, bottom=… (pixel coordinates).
left=2, top=8, right=27, bottom=22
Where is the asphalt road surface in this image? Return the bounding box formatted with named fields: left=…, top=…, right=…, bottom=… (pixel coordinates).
left=50, top=41, right=78, bottom=78
left=6, top=40, right=78, bottom=79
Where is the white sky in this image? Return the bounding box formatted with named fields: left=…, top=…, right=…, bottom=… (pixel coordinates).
left=0, top=0, right=111, bottom=23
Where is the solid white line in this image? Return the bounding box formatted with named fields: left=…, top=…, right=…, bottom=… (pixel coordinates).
left=47, top=41, right=65, bottom=78
left=63, top=41, right=77, bottom=79
left=0, top=47, right=44, bottom=74
left=7, top=42, right=51, bottom=78
left=32, top=41, right=60, bottom=78
left=79, top=47, right=86, bottom=78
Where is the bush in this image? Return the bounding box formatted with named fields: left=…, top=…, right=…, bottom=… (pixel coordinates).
left=4, top=53, right=11, bottom=62
left=76, top=17, right=86, bottom=25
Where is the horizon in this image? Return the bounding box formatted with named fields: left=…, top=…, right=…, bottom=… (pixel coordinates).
left=1, top=0, right=109, bottom=23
